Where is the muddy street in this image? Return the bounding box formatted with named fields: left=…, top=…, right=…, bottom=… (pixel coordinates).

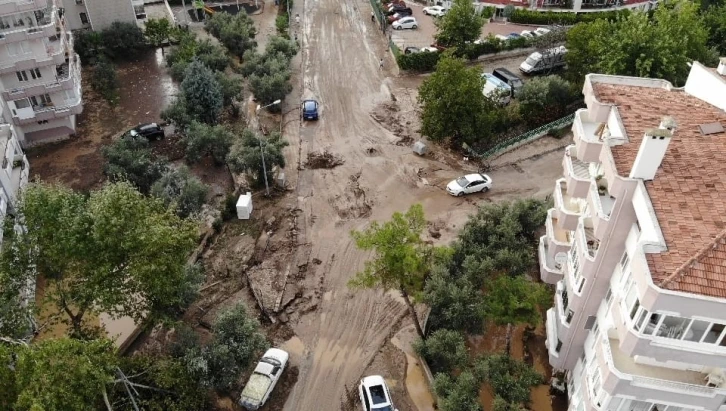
left=278, top=0, right=565, bottom=408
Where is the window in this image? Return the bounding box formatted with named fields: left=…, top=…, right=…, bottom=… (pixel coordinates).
left=623, top=279, right=639, bottom=320
left=685, top=320, right=709, bottom=342
left=634, top=308, right=649, bottom=331
left=555, top=339, right=562, bottom=353
left=75, top=0, right=83, bottom=3
left=79, top=12, right=89, bottom=25
left=29, top=93, right=51, bottom=107
left=16, top=71, right=28, bottom=82
left=13, top=99, right=30, bottom=109
left=619, top=251, right=629, bottom=271
left=656, top=316, right=690, bottom=339
left=29, top=68, right=41, bottom=79
left=7, top=41, right=31, bottom=56
left=704, top=323, right=726, bottom=344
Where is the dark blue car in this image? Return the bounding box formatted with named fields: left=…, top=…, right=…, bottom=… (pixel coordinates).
left=301, top=99, right=319, bottom=121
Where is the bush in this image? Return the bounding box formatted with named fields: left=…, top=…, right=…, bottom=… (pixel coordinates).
left=100, top=21, right=147, bottom=59
left=221, top=193, right=238, bottom=221
left=74, top=30, right=103, bottom=61
left=215, top=71, right=242, bottom=107
left=276, top=14, right=289, bottom=36
left=180, top=60, right=223, bottom=125
left=433, top=371, right=483, bottom=411
left=161, top=97, right=194, bottom=130
left=396, top=51, right=441, bottom=72
left=102, top=138, right=167, bottom=194
left=414, top=329, right=468, bottom=374
left=518, top=75, right=577, bottom=126
left=150, top=166, right=208, bottom=218
left=91, top=58, right=119, bottom=105
left=227, top=129, right=288, bottom=187
left=205, top=12, right=257, bottom=57
left=480, top=6, right=495, bottom=19
left=183, top=121, right=235, bottom=164
left=509, top=8, right=628, bottom=25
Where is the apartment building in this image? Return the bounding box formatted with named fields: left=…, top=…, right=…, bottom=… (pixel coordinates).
left=0, top=0, right=82, bottom=147
left=539, top=58, right=726, bottom=411
left=60, top=0, right=138, bottom=31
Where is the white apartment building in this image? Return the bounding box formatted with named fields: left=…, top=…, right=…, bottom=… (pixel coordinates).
left=540, top=57, right=726, bottom=411
left=0, top=0, right=82, bottom=147
left=60, top=0, right=138, bottom=31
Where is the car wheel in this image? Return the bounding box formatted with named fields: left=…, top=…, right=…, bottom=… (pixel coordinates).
left=395, top=25, right=402, bottom=30
left=412, top=24, right=417, bottom=29
left=482, top=187, right=489, bottom=193
left=456, top=192, right=463, bottom=197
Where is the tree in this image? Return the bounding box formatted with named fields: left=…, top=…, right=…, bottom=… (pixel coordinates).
left=161, top=97, right=194, bottom=130
left=493, top=397, right=525, bottom=411
left=518, top=75, right=576, bottom=126
left=348, top=204, right=434, bottom=339
left=418, top=54, right=497, bottom=144
left=181, top=60, right=223, bottom=124
left=484, top=275, right=549, bottom=355
left=422, top=264, right=487, bottom=334
left=2, top=182, right=198, bottom=338
left=215, top=71, right=243, bottom=107
left=432, top=371, right=483, bottom=411
left=435, top=0, right=484, bottom=48
left=703, top=4, right=726, bottom=54
left=474, top=354, right=543, bottom=406
left=226, top=129, right=288, bottom=187
left=100, top=21, right=147, bottom=59
left=205, top=12, right=258, bottom=57
left=151, top=166, right=208, bottom=218
left=73, top=30, right=103, bottom=61
left=102, top=137, right=167, bottom=194
left=248, top=65, right=293, bottom=108
left=0, top=338, right=118, bottom=410
left=565, top=0, right=716, bottom=85
left=145, top=17, right=174, bottom=53
left=91, top=57, right=120, bottom=105
left=265, top=35, right=298, bottom=60
left=183, top=121, right=235, bottom=164
left=414, top=329, right=469, bottom=374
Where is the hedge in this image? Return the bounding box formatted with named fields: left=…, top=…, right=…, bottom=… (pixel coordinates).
left=509, top=8, right=629, bottom=25
left=397, top=50, right=441, bottom=72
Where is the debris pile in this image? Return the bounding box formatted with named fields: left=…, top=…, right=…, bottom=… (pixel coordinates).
left=305, top=151, right=345, bottom=169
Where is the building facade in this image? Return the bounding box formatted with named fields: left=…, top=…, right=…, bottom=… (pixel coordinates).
left=541, top=58, right=726, bottom=411
left=60, top=0, right=137, bottom=31
left=0, top=0, right=82, bottom=147
left=477, top=0, right=656, bottom=14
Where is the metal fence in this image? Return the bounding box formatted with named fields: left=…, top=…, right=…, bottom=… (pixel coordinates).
left=369, top=0, right=388, bottom=32
left=465, top=113, right=575, bottom=159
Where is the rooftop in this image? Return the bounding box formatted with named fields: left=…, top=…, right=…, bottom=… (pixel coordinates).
left=592, top=80, right=726, bottom=298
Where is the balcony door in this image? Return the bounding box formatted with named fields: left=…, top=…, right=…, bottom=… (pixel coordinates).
left=9, top=99, right=34, bottom=120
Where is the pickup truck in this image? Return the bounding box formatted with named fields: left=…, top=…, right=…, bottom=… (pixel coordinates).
left=239, top=349, right=289, bottom=410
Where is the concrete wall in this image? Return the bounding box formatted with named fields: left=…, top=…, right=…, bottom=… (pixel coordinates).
left=83, top=0, right=135, bottom=31
left=60, top=0, right=91, bottom=31
left=684, top=62, right=726, bottom=111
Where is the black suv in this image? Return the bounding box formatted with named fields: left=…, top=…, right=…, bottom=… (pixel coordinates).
left=127, top=123, right=165, bottom=140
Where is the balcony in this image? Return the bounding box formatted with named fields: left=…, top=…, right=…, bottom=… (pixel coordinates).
left=0, top=4, right=59, bottom=45
left=546, top=308, right=566, bottom=368
left=0, top=31, right=70, bottom=74
left=563, top=145, right=593, bottom=199
left=0, top=0, right=47, bottom=16
left=540, top=235, right=564, bottom=284
left=554, top=179, right=587, bottom=231
left=588, top=177, right=615, bottom=239
left=2, top=56, right=79, bottom=100
left=572, top=109, right=604, bottom=163
left=9, top=154, right=29, bottom=194
left=575, top=218, right=599, bottom=262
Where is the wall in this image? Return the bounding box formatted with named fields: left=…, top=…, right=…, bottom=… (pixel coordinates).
left=60, top=0, right=91, bottom=31
left=83, top=0, right=135, bottom=31
left=0, top=65, right=56, bottom=91
left=684, top=62, right=726, bottom=111
left=0, top=37, right=49, bottom=65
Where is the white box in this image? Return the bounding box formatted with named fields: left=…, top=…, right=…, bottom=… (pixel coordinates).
left=236, top=192, right=253, bottom=220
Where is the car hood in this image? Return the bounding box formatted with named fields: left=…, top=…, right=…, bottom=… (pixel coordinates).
left=520, top=61, right=533, bottom=71
left=447, top=180, right=463, bottom=192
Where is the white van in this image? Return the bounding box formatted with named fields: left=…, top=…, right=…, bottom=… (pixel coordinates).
left=519, top=46, right=567, bottom=75
left=482, top=73, right=512, bottom=105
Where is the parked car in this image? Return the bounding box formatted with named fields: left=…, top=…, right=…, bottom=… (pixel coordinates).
left=301, top=99, right=319, bottom=121
left=238, top=349, right=289, bottom=410
left=446, top=173, right=492, bottom=196
left=386, top=4, right=409, bottom=14
left=404, top=46, right=420, bottom=54
left=533, top=27, right=551, bottom=37
left=520, top=30, right=534, bottom=38
left=508, top=32, right=522, bottom=39
left=126, top=123, right=165, bottom=140
left=519, top=46, right=567, bottom=74
left=359, top=375, right=399, bottom=411
left=420, top=46, right=439, bottom=52
left=492, top=67, right=524, bottom=96
left=386, top=2, right=406, bottom=11
left=494, top=34, right=509, bottom=41
left=482, top=73, right=512, bottom=105
left=387, top=9, right=412, bottom=22
left=392, top=16, right=417, bottom=30
left=423, top=5, right=447, bottom=16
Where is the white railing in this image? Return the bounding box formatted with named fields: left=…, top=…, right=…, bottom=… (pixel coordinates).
left=576, top=220, right=597, bottom=261
left=564, top=145, right=592, bottom=183
left=547, top=209, right=571, bottom=247
left=7, top=60, right=76, bottom=95
left=588, top=182, right=610, bottom=222
left=0, top=5, right=56, bottom=38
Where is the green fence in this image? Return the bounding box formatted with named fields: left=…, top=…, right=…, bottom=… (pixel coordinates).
left=369, top=0, right=387, bottom=32
left=465, top=113, right=575, bottom=159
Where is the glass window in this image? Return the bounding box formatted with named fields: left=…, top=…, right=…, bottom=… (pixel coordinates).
left=656, top=316, right=690, bottom=339
left=634, top=308, right=649, bottom=331
left=643, top=313, right=661, bottom=335
left=16, top=71, right=28, bottom=82
left=30, top=68, right=41, bottom=79
left=704, top=323, right=725, bottom=344
left=620, top=251, right=629, bottom=271
left=684, top=320, right=709, bottom=342
left=79, top=12, right=89, bottom=25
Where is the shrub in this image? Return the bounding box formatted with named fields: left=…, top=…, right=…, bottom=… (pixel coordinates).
left=221, top=193, right=238, bottom=221
left=509, top=8, right=628, bottom=25
left=227, top=129, right=288, bottom=187
left=100, top=21, right=147, bottom=59
left=518, top=75, right=577, bottom=126
left=480, top=6, right=495, bottom=19
left=150, top=166, right=208, bottom=218
left=91, top=58, right=119, bottom=105
left=73, top=30, right=103, bottom=61
left=183, top=121, right=235, bottom=164
left=276, top=14, right=289, bottom=36
left=414, top=329, right=469, bottom=374
left=161, top=97, right=194, bottom=130
left=433, top=371, right=483, bottom=411
left=180, top=60, right=223, bottom=125
left=102, top=138, right=167, bottom=194
left=205, top=12, right=257, bottom=57
left=396, top=51, right=441, bottom=72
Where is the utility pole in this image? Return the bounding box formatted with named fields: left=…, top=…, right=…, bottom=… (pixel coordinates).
left=255, top=100, right=282, bottom=196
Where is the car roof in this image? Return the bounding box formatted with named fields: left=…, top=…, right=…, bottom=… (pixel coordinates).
left=482, top=73, right=511, bottom=90
left=361, top=375, right=386, bottom=388
left=464, top=173, right=487, bottom=181
left=493, top=67, right=521, bottom=80
left=263, top=348, right=289, bottom=364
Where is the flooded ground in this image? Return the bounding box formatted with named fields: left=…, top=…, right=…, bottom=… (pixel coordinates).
left=28, top=49, right=177, bottom=190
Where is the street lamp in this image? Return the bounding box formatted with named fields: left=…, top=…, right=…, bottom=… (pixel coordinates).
left=255, top=100, right=282, bottom=196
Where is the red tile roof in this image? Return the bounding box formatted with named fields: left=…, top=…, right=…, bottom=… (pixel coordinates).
left=593, top=82, right=726, bottom=298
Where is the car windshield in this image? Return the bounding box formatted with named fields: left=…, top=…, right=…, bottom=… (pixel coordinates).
left=261, top=357, right=281, bottom=367
left=456, top=177, right=469, bottom=187
left=304, top=101, right=316, bottom=111
left=525, top=56, right=538, bottom=66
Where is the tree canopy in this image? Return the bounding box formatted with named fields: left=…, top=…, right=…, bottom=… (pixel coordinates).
left=435, top=0, right=485, bottom=48
left=0, top=182, right=199, bottom=338
left=518, top=75, right=577, bottom=126
left=181, top=60, right=223, bottom=125
left=144, top=17, right=175, bottom=50
left=433, top=370, right=483, bottom=411
left=226, top=129, right=289, bottom=187
left=565, top=0, right=717, bottom=85
left=418, top=54, right=497, bottom=145
left=474, top=354, right=543, bottom=406
left=183, top=121, right=235, bottom=164
left=150, top=166, right=208, bottom=218
left=102, top=137, right=167, bottom=194
left=414, top=329, right=469, bottom=374
left=205, top=12, right=258, bottom=57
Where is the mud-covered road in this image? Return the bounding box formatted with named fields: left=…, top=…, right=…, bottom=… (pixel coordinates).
left=279, top=0, right=565, bottom=408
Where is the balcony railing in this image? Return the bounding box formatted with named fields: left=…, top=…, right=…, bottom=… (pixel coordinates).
left=576, top=219, right=599, bottom=260
left=5, top=57, right=78, bottom=97
left=0, top=4, right=57, bottom=40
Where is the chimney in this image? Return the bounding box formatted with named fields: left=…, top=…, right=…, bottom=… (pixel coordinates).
left=629, top=116, right=676, bottom=181
left=718, top=58, right=726, bottom=76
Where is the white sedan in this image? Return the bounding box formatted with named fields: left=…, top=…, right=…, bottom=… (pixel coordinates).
left=423, top=5, right=447, bottom=16
left=392, top=16, right=417, bottom=30
left=359, top=375, right=399, bottom=411
left=446, top=173, right=492, bottom=196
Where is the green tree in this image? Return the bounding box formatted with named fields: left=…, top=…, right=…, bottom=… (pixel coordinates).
left=414, top=329, right=468, bottom=374
left=226, top=129, right=288, bottom=187
left=518, top=75, right=576, bottom=126
left=474, top=354, right=543, bottom=406
left=151, top=166, right=208, bottom=218
left=418, top=54, right=496, bottom=144
left=184, top=121, right=235, bottom=164
left=181, top=60, right=223, bottom=124
left=435, top=0, right=485, bottom=48
left=265, top=35, right=298, bottom=60
left=102, top=137, right=167, bottom=194
left=484, top=275, right=549, bottom=355
left=161, top=97, right=194, bottom=130
left=432, top=370, right=483, bottom=411
left=100, top=21, right=147, bottom=59
left=703, top=4, right=726, bottom=54
left=248, top=64, right=293, bottom=108
left=91, top=57, right=120, bottom=105
left=492, top=397, right=525, bottom=411
left=73, top=30, right=103, bottom=61
left=205, top=12, right=258, bottom=57
left=565, top=0, right=716, bottom=85
left=422, top=264, right=487, bottom=334
left=0, top=224, right=36, bottom=339
left=145, top=17, right=174, bottom=53
left=348, top=204, right=433, bottom=339
left=0, top=338, right=118, bottom=410
left=215, top=71, right=243, bottom=107
left=2, top=182, right=198, bottom=337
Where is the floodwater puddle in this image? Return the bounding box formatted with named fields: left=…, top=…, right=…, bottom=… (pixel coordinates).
left=282, top=335, right=306, bottom=359
left=392, top=327, right=436, bottom=411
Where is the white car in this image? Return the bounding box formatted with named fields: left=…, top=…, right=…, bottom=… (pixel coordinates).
left=420, top=46, right=439, bottom=52
left=392, top=16, right=417, bottom=30
left=423, top=5, right=447, bottom=16
left=520, top=30, right=534, bottom=38
left=533, top=27, right=551, bottom=37
left=446, top=173, right=492, bottom=196
left=239, top=349, right=289, bottom=410
left=359, top=375, right=399, bottom=411
left=494, top=34, right=509, bottom=42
